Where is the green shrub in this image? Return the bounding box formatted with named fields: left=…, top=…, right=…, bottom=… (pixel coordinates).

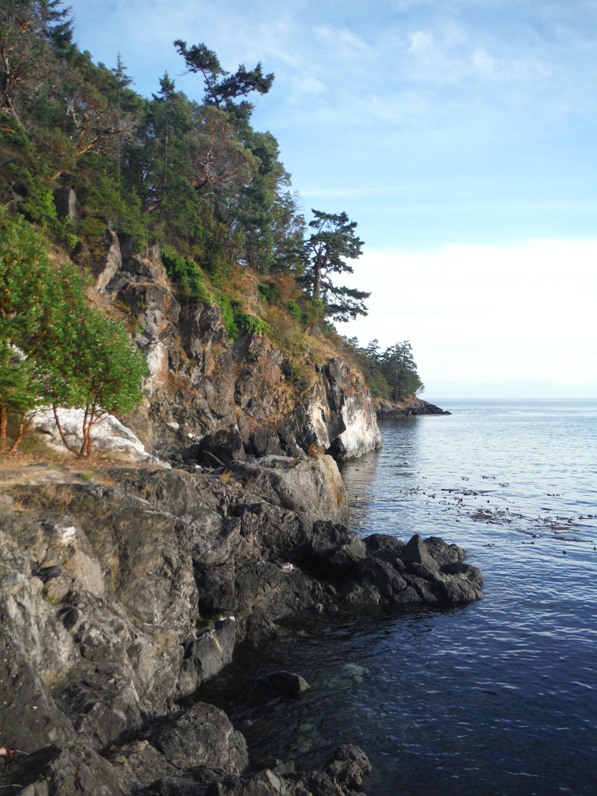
left=162, top=248, right=211, bottom=303
left=237, top=313, right=270, bottom=337
left=258, top=282, right=280, bottom=304
left=286, top=299, right=307, bottom=325
left=215, top=292, right=238, bottom=339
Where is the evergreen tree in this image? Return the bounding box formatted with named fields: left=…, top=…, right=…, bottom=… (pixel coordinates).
left=174, top=40, right=274, bottom=112
left=0, top=0, right=73, bottom=127
left=380, top=341, right=423, bottom=400
left=301, top=209, right=369, bottom=323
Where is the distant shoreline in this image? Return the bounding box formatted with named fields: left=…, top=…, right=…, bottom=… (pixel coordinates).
left=375, top=396, right=451, bottom=417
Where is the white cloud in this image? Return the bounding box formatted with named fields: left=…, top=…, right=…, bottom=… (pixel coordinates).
left=314, top=24, right=371, bottom=55
left=342, top=239, right=597, bottom=384
left=408, top=31, right=435, bottom=55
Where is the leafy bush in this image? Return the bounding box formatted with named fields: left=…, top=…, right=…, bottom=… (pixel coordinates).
left=237, top=313, right=270, bottom=337
left=258, top=282, right=281, bottom=304
left=286, top=299, right=307, bottom=325
left=162, top=248, right=212, bottom=303
left=0, top=213, right=147, bottom=455
left=215, top=292, right=238, bottom=339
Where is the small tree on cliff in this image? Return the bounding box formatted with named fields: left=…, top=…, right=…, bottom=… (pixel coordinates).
left=300, top=209, right=370, bottom=325
left=34, top=261, right=147, bottom=457
left=174, top=39, right=274, bottom=113
left=67, top=309, right=147, bottom=457
left=0, top=212, right=146, bottom=455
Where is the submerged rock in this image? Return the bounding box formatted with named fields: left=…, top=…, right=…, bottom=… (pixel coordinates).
left=258, top=670, right=311, bottom=696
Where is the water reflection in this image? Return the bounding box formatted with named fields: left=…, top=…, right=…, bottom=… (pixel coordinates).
left=198, top=404, right=597, bottom=795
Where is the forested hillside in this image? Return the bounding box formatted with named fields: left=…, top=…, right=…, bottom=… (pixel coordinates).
left=0, top=0, right=423, bottom=454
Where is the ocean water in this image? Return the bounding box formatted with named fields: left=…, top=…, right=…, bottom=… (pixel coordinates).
left=199, top=400, right=597, bottom=795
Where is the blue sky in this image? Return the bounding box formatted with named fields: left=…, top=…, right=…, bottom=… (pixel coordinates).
left=67, top=0, right=597, bottom=396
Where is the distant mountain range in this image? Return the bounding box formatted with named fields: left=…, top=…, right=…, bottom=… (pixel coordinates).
left=423, top=380, right=597, bottom=401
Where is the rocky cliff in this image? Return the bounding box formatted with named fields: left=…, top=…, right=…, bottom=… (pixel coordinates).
left=90, top=235, right=381, bottom=465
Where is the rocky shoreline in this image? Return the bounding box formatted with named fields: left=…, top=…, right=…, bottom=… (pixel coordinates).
left=375, top=396, right=451, bottom=418
left=0, top=228, right=470, bottom=795
left=0, top=450, right=482, bottom=794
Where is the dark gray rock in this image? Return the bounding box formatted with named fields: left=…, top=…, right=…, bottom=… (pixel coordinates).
left=258, top=670, right=311, bottom=696
left=148, top=702, right=248, bottom=773
left=247, top=426, right=285, bottom=458
left=178, top=618, right=237, bottom=696
left=322, top=744, right=372, bottom=790
left=0, top=461, right=482, bottom=795
left=309, top=522, right=367, bottom=575
left=0, top=743, right=127, bottom=795
left=326, top=436, right=347, bottom=464
left=198, top=430, right=246, bottom=468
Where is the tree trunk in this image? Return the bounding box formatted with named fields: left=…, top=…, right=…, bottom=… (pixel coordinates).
left=0, top=405, right=7, bottom=452
left=52, top=405, right=77, bottom=453
left=8, top=411, right=34, bottom=453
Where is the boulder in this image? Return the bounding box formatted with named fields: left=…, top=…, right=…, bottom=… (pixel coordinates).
left=309, top=522, right=367, bottom=575
left=147, top=702, right=248, bottom=773
left=32, top=408, right=164, bottom=464
left=0, top=743, right=127, bottom=795
left=258, top=670, right=311, bottom=696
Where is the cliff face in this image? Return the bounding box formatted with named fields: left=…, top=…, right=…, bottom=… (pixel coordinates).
left=93, top=235, right=381, bottom=462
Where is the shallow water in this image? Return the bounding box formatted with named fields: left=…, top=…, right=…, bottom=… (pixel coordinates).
left=199, top=400, right=597, bottom=795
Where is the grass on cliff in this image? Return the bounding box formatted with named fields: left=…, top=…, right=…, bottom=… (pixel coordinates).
left=161, top=251, right=350, bottom=395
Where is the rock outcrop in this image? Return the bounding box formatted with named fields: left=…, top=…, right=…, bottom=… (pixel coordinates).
left=88, top=239, right=382, bottom=463
left=0, top=454, right=482, bottom=794
left=376, top=396, right=451, bottom=417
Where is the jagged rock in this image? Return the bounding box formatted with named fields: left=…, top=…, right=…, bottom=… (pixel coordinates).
left=178, top=618, right=237, bottom=696
left=0, top=743, right=127, bottom=795
left=301, top=358, right=382, bottom=460
left=0, top=460, right=482, bottom=795
left=147, top=703, right=248, bottom=773
left=168, top=744, right=371, bottom=795
left=85, top=244, right=385, bottom=460
left=351, top=533, right=484, bottom=607
left=229, top=454, right=349, bottom=527
left=246, top=425, right=286, bottom=458
left=198, top=429, right=246, bottom=467
left=322, top=744, right=372, bottom=790
left=326, top=436, right=347, bottom=463
left=376, top=397, right=451, bottom=417
left=309, top=522, right=367, bottom=575
left=258, top=670, right=311, bottom=696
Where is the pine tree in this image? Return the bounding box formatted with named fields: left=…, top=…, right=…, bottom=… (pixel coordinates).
left=301, top=210, right=369, bottom=323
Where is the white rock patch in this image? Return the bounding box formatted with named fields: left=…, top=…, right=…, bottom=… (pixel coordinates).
left=33, top=408, right=166, bottom=465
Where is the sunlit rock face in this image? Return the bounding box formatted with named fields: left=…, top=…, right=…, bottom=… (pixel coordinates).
left=32, top=408, right=165, bottom=464
left=305, top=358, right=382, bottom=458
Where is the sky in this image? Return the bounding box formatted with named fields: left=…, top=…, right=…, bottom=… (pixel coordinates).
left=66, top=0, right=597, bottom=397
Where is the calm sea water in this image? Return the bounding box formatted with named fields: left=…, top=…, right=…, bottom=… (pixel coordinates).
left=199, top=400, right=597, bottom=795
